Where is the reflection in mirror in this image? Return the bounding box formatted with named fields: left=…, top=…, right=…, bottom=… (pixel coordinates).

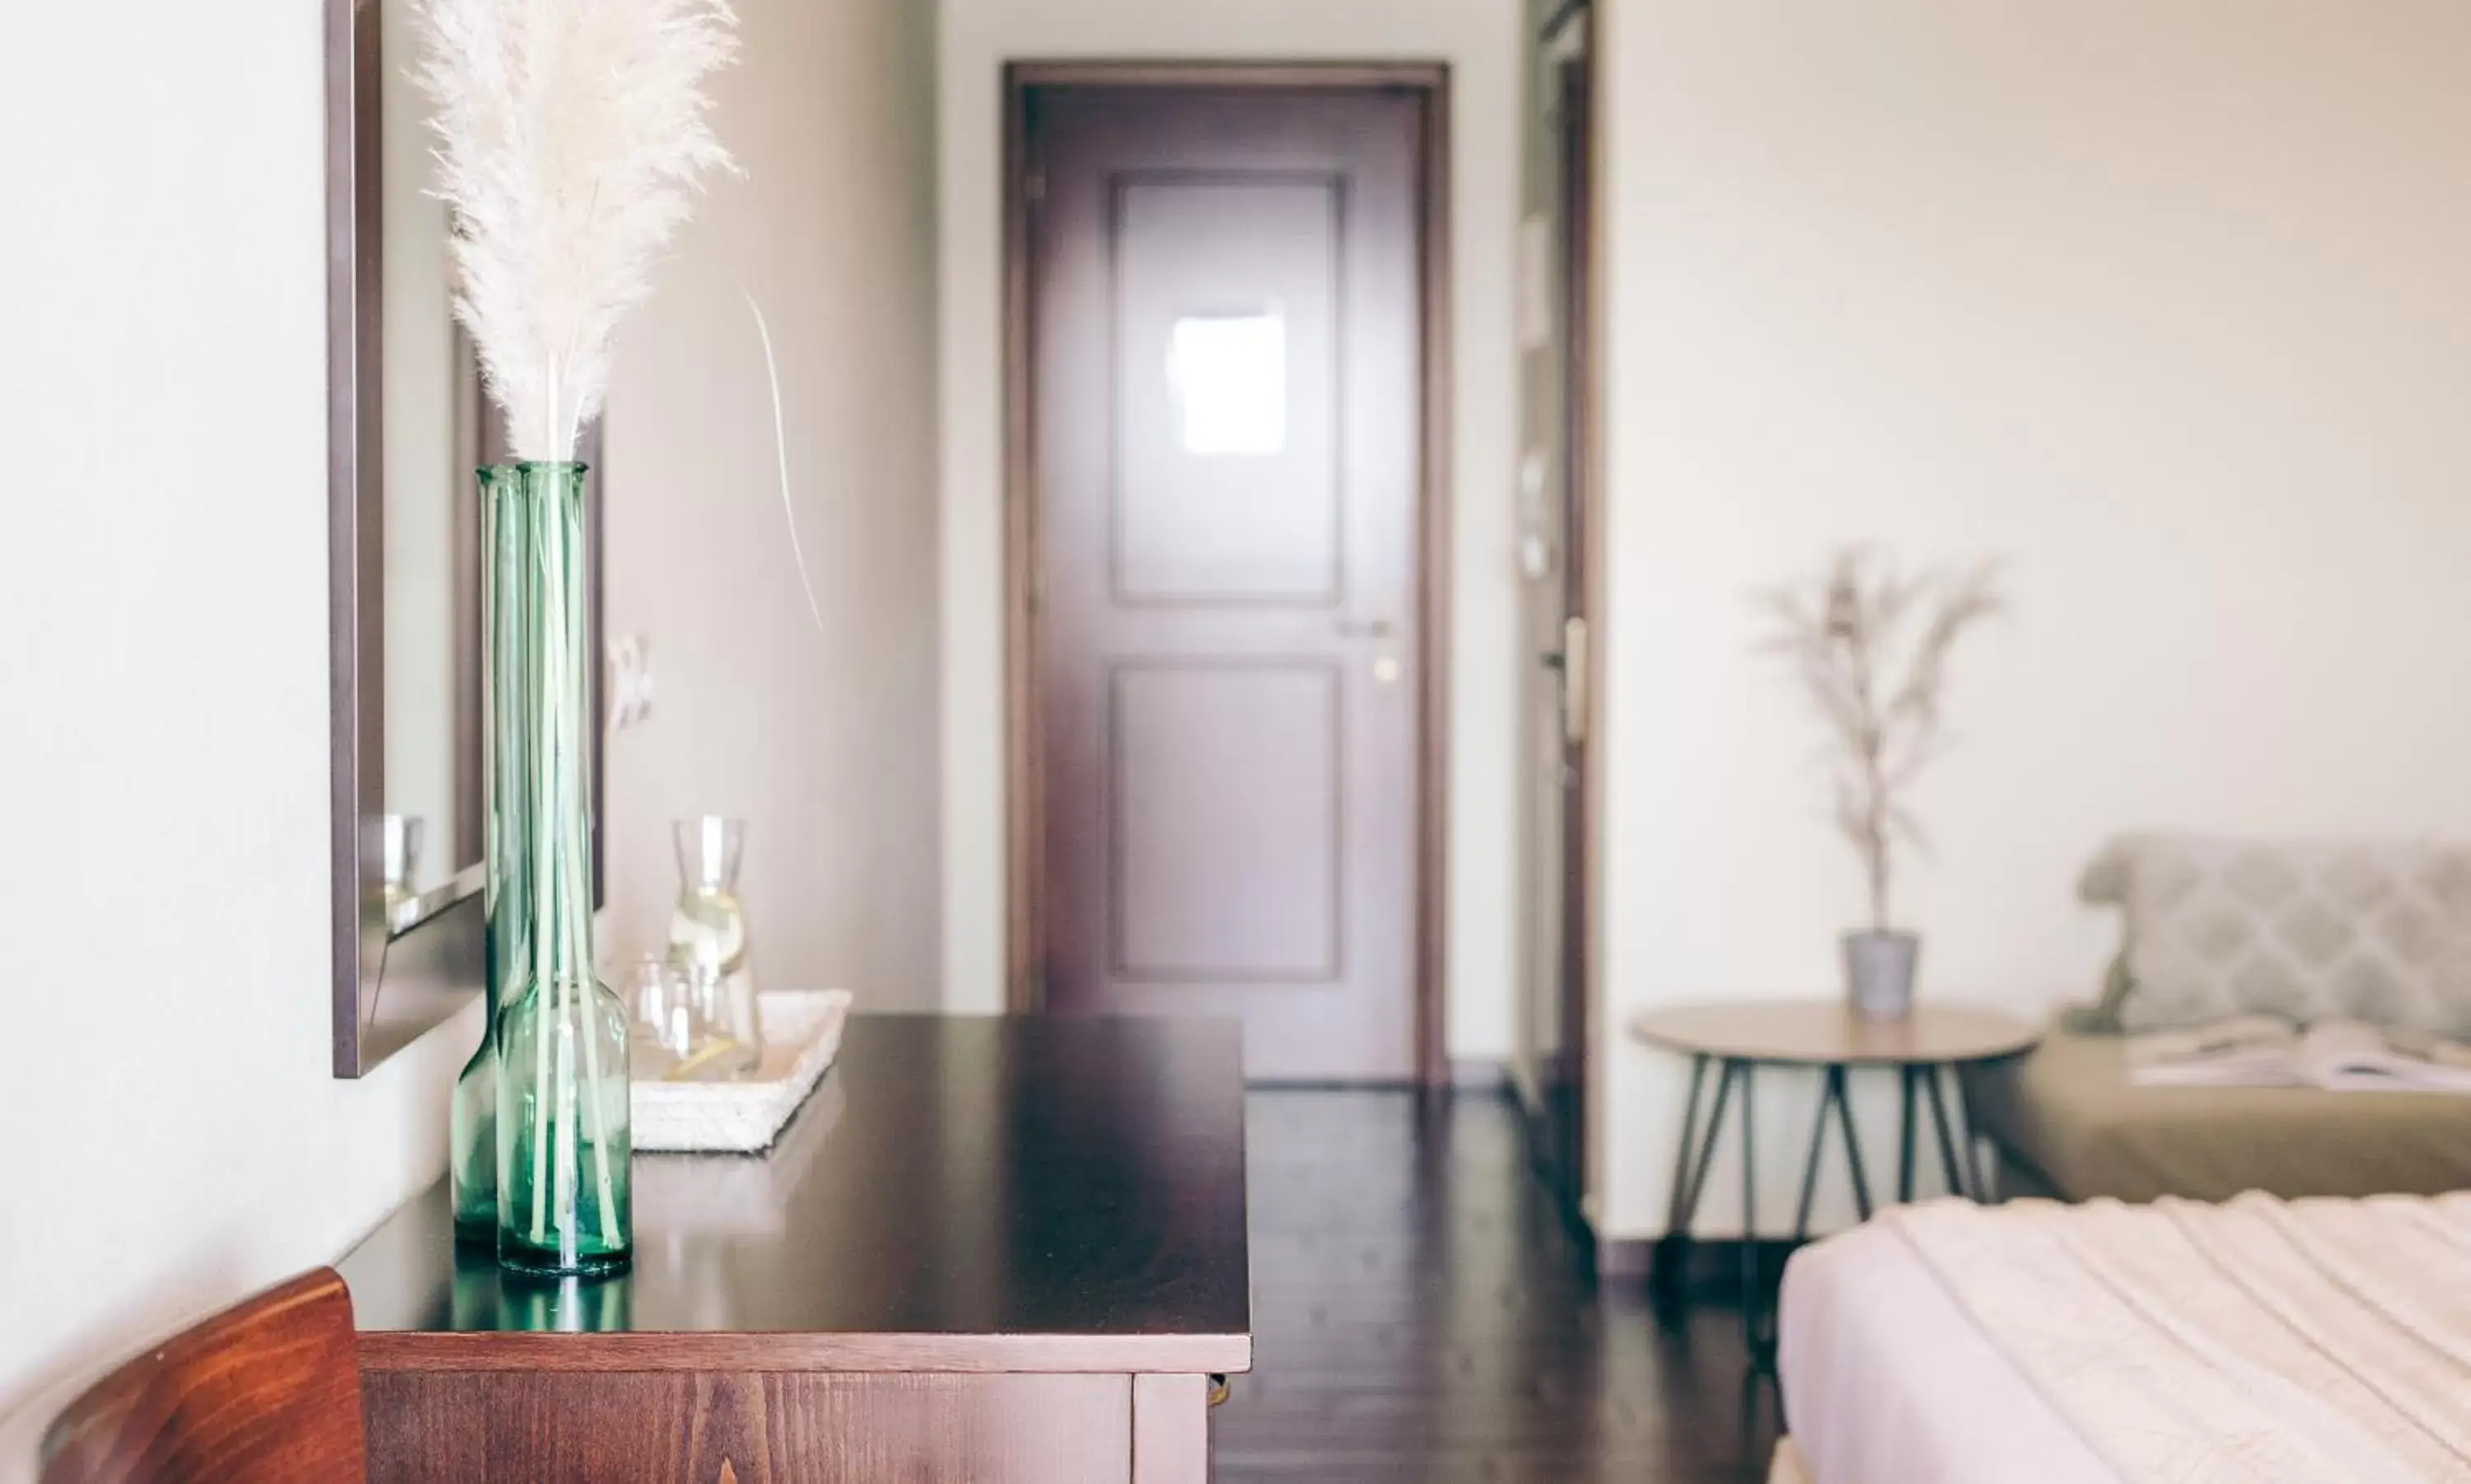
left=381, top=0, right=483, bottom=923
left=1169, top=308, right=1288, bottom=456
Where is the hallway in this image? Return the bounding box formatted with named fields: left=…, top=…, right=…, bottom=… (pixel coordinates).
left=1219, top=1090, right=1779, bottom=1483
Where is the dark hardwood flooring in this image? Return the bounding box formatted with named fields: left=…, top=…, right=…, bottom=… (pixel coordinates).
left=1218, top=1090, right=1782, bottom=1483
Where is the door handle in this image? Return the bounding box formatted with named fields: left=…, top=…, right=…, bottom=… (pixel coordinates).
left=1334, top=617, right=1396, bottom=639
left=1560, top=615, right=1589, bottom=747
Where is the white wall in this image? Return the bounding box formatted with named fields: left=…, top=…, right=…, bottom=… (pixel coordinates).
left=1595, top=0, right=2471, bottom=1235
left=601, top=0, right=944, bottom=1007
left=0, top=0, right=477, bottom=1429
left=937, top=0, right=1526, bottom=1059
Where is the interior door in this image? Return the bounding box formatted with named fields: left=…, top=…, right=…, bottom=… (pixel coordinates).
left=1025, top=82, right=1428, bottom=1082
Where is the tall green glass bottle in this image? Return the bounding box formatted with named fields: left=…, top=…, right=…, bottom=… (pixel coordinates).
left=485, top=462, right=632, bottom=1276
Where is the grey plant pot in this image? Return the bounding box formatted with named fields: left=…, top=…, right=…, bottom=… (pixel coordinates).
left=1843, top=930, right=1921, bottom=1022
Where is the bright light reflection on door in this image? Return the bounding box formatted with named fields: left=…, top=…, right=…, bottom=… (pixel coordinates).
left=1169, top=310, right=1287, bottom=456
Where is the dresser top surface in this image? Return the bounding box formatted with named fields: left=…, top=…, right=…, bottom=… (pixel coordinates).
left=341, top=1015, right=1252, bottom=1374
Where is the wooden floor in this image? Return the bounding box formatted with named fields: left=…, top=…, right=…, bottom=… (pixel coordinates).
left=1218, top=1090, right=1782, bottom=1483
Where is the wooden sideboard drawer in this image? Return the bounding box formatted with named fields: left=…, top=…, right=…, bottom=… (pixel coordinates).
left=366, top=1371, right=1137, bottom=1484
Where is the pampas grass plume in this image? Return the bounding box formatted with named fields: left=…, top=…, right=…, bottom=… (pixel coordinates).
left=416, top=0, right=740, bottom=460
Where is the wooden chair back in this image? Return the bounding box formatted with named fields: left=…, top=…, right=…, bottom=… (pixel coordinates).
left=39, top=1270, right=366, bottom=1484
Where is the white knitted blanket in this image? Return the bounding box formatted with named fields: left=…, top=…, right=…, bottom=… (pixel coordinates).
left=1888, top=1194, right=2471, bottom=1483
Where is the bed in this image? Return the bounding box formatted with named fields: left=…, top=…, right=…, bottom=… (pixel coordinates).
left=1773, top=1193, right=2471, bottom=1484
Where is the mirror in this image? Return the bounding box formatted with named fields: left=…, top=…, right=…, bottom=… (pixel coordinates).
left=329, top=0, right=605, bottom=1076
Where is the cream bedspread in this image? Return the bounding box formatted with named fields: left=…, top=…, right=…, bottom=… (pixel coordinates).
left=1887, top=1193, right=2471, bottom=1484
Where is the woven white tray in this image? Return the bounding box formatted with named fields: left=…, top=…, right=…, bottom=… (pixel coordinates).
left=631, top=989, right=851, bottom=1153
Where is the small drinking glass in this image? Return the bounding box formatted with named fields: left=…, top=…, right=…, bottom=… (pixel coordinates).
left=622, top=954, right=717, bottom=1080
left=666, top=959, right=761, bottom=1082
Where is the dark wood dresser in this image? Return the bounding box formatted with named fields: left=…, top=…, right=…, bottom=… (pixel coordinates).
left=338, top=1015, right=1250, bottom=1483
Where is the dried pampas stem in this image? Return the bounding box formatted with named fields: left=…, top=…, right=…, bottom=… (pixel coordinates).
left=416, top=0, right=741, bottom=460
left=745, top=292, right=829, bottom=638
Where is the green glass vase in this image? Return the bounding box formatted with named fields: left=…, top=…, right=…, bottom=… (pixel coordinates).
left=483, top=462, right=632, bottom=1276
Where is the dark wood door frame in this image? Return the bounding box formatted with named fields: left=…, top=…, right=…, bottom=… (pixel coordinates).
left=1001, top=60, right=1454, bottom=1086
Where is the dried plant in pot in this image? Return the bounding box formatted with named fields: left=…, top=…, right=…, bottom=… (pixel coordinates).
left=1758, top=549, right=2004, bottom=1021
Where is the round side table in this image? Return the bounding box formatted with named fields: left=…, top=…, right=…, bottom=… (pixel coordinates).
left=1628, top=1000, right=2040, bottom=1359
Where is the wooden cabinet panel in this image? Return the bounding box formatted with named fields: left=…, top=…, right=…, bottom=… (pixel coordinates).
left=364, top=1372, right=1133, bottom=1484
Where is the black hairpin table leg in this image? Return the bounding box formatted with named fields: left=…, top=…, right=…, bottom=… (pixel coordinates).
left=1737, top=1062, right=1759, bottom=1361
left=1793, top=1067, right=1874, bottom=1239
left=1923, top=1063, right=1972, bottom=1200
left=1791, top=1074, right=1833, bottom=1240
left=1829, top=1066, right=1874, bottom=1220
left=1897, top=1064, right=1921, bottom=1203
left=1654, top=1058, right=1707, bottom=1298
left=1952, top=1063, right=1991, bottom=1200
left=1654, top=1057, right=1776, bottom=1360
left=1653, top=1057, right=1732, bottom=1309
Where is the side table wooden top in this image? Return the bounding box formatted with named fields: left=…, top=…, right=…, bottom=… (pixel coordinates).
left=1628, top=1000, right=2040, bottom=1067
